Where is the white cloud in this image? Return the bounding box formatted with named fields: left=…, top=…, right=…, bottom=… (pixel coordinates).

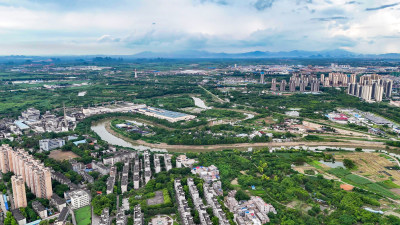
left=0, top=0, right=399, bottom=54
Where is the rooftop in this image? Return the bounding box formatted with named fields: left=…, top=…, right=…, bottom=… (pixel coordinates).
left=32, top=201, right=46, bottom=212
left=11, top=209, right=26, bottom=221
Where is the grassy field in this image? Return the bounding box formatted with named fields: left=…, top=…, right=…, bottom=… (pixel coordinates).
left=75, top=205, right=91, bottom=225
left=328, top=168, right=351, bottom=178
left=367, top=183, right=399, bottom=199
left=377, top=180, right=400, bottom=189
left=308, top=160, right=324, bottom=170
left=343, top=174, right=372, bottom=185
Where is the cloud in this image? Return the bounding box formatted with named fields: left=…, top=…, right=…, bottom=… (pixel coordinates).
left=254, top=0, right=276, bottom=11
left=311, top=16, right=348, bottom=21
left=97, top=35, right=120, bottom=43
left=365, top=2, right=400, bottom=11
left=0, top=0, right=399, bottom=54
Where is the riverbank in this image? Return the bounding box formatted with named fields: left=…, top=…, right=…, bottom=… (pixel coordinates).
left=92, top=118, right=390, bottom=153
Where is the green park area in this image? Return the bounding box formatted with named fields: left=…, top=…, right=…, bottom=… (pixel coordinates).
left=75, top=206, right=91, bottom=225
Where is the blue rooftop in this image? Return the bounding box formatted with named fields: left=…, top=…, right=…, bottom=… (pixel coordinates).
left=14, top=120, right=29, bottom=130
left=26, top=220, right=41, bottom=225
left=73, top=139, right=87, bottom=146
left=145, top=107, right=190, bottom=119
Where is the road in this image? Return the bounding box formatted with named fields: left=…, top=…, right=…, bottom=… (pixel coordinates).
left=69, top=206, right=77, bottom=225
left=198, top=85, right=225, bottom=103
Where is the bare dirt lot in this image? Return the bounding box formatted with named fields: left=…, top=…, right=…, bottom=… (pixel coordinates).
left=49, top=150, right=80, bottom=161
left=335, top=152, right=400, bottom=185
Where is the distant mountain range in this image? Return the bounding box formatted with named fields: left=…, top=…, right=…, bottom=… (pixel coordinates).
left=2, top=49, right=400, bottom=62
left=129, top=49, right=400, bottom=59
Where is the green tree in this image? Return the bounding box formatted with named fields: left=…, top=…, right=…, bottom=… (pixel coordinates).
left=343, top=159, right=356, bottom=169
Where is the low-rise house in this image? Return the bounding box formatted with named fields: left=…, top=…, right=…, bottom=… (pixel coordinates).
left=65, top=189, right=90, bottom=210
left=39, top=138, right=65, bottom=151
left=55, top=207, right=69, bottom=225
left=121, top=175, right=128, bottom=194
left=50, top=193, right=67, bottom=212
left=175, top=179, right=195, bottom=225
left=92, top=161, right=110, bottom=175
left=32, top=201, right=47, bottom=219
left=11, top=209, right=26, bottom=225
left=99, top=208, right=110, bottom=225
left=103, top=150, right=136, bottom=166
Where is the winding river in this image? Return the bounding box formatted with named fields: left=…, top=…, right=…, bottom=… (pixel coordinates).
left=91, top=120, right=167, bottom=152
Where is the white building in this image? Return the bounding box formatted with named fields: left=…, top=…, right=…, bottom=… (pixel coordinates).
left=39, top=139, right=65, bottom=151
left=66, top=189, right=90, bottom=210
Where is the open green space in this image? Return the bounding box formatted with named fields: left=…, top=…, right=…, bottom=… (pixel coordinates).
left=328, top=168, right=351, bottom=177
left=74, top=205, right=91, bottom=225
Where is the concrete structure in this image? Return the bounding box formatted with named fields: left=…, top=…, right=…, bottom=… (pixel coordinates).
left=260, top=72, right=265, bottom=84
left=347, top=74, right=393, bottom=103
left=137, top=107, right=196, bottom=123
left=143, top=151, right=151, bottom=184
left=225, top=190, right=276, bottom=225
left=92, top=161, right=110, bottom=175
left=187, top=178, right=212, bottom=225
left=11, top=175, right=27, bottom=208
left=191, top=165, right=220, bottom=183
left=21, top=108, right=40, bottom=121
left=134, top=204, right=144, bottom=225
left=0, top=145, right=53, bottom=199
left=116, top=208, right=126, bottom=225
left=203, top=183, right=229, bottom=225
left=56, top=207, right=69, bottom=225
left=103, top=150, right=136, bottom=166
left=99, top=208, right=110, bottom=225
left=270, top=78, right=277, bottom=91
left=82, top=102, right=146, bottom=117
left=65, top=189, right=90, bottom=210
left=133, top=158, right=140, bottom=189
left=164, top=154, right=172, bottom=171
left=51, top=193, right=67, bottom=212
left=154, top=154, right=161, bottom=173
left=106, top=166, right=117, bottom=194
left=39, top=139, right=65, bottom=151
left=11, top=209, right=26, bottom=225
left=175, top=179, right=195, bottom=225
left=280, top=80, right=286, bottom=92
left=121, top=162, right=129, bottom=193
left=176, top=154, right=197, bottom=168
left=32, top=200, right=47, bottom=219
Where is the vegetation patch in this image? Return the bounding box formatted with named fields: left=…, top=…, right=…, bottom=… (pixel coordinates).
left=366, top=183, right=399, bottom=199
left=377, top=180, right=400, bottom=189
left=343, top=174, right=372, bottom=185
left=74, top=205, right=91, bottom=225
left=327, top=168, right=351, bottom=178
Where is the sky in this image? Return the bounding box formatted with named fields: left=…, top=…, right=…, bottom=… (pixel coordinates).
left=0, top=0, right=399, bottom=55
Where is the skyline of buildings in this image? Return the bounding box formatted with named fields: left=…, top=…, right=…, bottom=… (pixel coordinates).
left=0, top=145, right=53, bottom=200
left=269, top=72, right=393, bottom=102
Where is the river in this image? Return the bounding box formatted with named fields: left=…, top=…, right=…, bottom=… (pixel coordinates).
left=91, top=120, right=167, bottom=152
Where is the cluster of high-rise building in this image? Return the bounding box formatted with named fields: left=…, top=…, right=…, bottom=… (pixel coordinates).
left=0, top=144, right=53, bottom=209
left=347, top=74, right=393, bottom=102
left=269, top=73, right=394, bottom=102
left=321, top=72, right=352, bottom=87
left=271, top=74, right=320, bottom=92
